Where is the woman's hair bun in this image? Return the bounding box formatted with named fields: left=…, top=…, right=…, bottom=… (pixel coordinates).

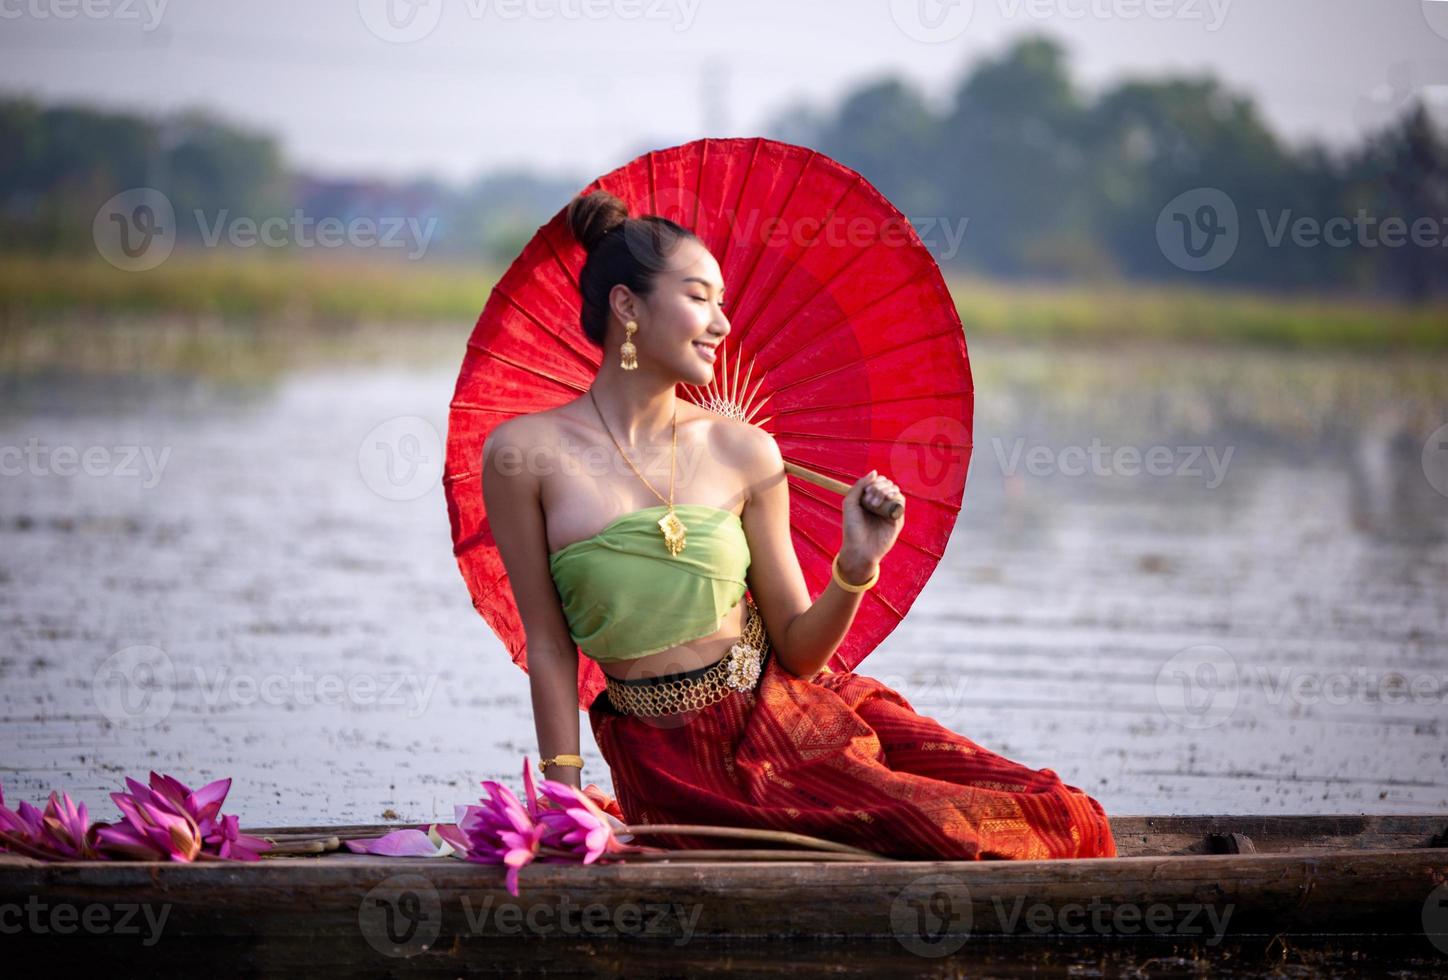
left=566, top=190, right=630, bottom=253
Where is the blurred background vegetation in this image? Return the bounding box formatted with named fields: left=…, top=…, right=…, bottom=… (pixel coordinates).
left=2, top=33, right=1444, bottom=369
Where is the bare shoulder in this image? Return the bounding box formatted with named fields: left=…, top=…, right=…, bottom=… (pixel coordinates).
left=484, top=405, right=569, bottom=454
left=709, top=416, right=784, bottom=495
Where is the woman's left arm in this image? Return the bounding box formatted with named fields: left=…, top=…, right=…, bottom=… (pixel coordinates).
left=736, top=425, right=905, bottom=678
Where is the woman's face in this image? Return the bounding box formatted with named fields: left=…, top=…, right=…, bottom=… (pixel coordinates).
left=615, top=238, right=731, bottom=387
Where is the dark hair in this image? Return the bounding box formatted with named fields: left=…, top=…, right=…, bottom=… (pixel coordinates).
left=565, top=189, right=701, bottom=347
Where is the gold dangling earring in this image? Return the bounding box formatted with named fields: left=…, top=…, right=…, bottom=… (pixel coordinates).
left=619, top=320, right=639, bottom=371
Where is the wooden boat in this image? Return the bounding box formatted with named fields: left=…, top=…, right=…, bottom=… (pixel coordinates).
left=3, top=814, right=1445, bottom=975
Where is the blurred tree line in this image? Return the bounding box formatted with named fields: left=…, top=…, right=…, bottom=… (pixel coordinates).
left=773, top=35, right=1446, bottom=301
left=2, top=33, right=1444, bottom=300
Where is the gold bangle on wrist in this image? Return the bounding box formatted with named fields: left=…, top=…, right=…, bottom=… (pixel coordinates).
left=832, top=553, right=879, bottom=593
left=538, top=753, right=585, bottom=775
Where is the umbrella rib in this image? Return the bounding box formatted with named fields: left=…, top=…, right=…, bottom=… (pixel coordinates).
left=732, top=166, right=854, bottom=342
left=692, top=139, right=712, bottom=234
left=714, top=137, right=761, bottom=271
left=766, top=387, right=974, bottom=417
left=488, top=282, right=598, bottom=375
left=757, top=262, right=948, bottom=366
left=463, top=341, right=588, bottom=394
left=725, top=147, right=819, bottom=340
left=765, top=324, right=969, bottom=399
left=753, top=234, right=877, bottom=355
left=785, top=478, right=960, bottom=547
left=786, top=519, right=908, bottom=618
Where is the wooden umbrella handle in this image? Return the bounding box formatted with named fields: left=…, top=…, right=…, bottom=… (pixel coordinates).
left=783, top=461, right=904, bottom=521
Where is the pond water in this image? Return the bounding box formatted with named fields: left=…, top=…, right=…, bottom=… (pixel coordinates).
left=1, top=337, right=1445, bottom=826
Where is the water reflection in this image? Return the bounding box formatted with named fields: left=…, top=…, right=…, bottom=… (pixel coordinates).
left=1, top=340, right=1445, bottom=824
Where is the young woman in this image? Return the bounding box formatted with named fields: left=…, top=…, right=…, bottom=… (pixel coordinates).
left=481, top=189, right=1117, bottom=860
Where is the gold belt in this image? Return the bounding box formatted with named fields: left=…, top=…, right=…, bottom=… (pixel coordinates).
left=605, top=597, right=768, bottom=717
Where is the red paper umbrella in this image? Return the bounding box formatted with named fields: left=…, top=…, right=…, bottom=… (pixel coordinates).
left=445, top=137, right=973, bottom=712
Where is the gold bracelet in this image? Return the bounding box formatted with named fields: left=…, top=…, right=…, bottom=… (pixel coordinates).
left=538, top=754, right=584, bottom=774
left=832, top=553, right=879, bottom=593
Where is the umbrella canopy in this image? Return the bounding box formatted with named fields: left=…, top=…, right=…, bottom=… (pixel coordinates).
left=445, top=137, right=973, bottom=712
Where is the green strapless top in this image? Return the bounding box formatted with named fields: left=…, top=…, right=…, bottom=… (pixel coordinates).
left=547, top=504, right=750, bottom=663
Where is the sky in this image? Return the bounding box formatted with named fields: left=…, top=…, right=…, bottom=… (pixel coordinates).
left=3, top=0, right=1447, bottom=187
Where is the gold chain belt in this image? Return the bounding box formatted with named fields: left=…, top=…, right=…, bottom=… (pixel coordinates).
left=604, top=598, right=768, bottom=717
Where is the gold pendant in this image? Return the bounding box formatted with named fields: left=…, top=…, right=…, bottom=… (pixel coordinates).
left=657, top=508, right=687, bottom=556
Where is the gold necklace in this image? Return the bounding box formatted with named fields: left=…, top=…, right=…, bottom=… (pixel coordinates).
left=588, top=388, right=687, bottom=556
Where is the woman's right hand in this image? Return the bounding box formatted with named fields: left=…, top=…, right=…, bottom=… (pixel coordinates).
left=838, top=468, right=904, bottom=579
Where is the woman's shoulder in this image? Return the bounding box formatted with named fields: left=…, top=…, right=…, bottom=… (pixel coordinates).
left=707, top=412, right=783, bottom=477
left=488, top=401, right=579, bottom=443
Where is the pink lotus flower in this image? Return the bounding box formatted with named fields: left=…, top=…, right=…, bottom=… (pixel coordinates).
left=455, top=757, right=642, bottom=896
left=0, top=784, right=105, bottom=861
left=93, top=772, right=270, bottom=862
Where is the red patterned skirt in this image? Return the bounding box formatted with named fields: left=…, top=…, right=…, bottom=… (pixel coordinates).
left=588, top=644, right=1117, bottom=861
